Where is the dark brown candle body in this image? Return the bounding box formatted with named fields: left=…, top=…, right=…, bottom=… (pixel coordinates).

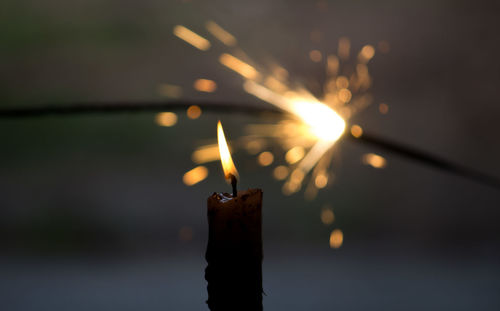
left=205, top=188, right=263, bottom=311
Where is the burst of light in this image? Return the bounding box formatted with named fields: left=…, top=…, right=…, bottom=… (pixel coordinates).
left=362, top=153, right=387, bottom=168
left=173, top=25, right=211, bottom=51
left=257, top=151, right=274, bottom=166
left=194, top=79, right=217, bottom=92
left=187, top=105, right=202, bottom=119
left=175, top=20, right=382, bottom=198
left=217, top=121, right=238, bottom=180
left=206, top=21, right=237, bottom=46
left=156, top=112, right=177, bottom=127
left=183, top=166, right=209, bottom=186
left=329, top=229, right=343, bottom=248
left=321, top=207, right=335, bottom=225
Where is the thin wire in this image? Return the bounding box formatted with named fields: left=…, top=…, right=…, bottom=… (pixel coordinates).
left=0, top=100, right=281, bottom=118
left=347, top=133, right=500, bottom=190
left=0, top=100, right=499, bottom=190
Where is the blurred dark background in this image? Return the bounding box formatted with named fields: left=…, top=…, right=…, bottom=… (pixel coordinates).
left=1, top=0, right=500, bottom=310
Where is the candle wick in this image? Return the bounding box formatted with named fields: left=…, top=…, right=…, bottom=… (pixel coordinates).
left=230, top=174, right=238, bottom=197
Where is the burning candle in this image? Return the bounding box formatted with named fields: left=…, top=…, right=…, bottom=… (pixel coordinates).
left=205, top=121, right=263, bottom=311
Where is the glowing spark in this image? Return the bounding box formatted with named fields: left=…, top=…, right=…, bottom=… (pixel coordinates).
left=219, top=53, right=260, bottom=80
left=321, top=207, right=335, bottom=225
left=183, top=166, right=209, bottom=186
left=193, top=79, right=217, bottom=93
left=329, top=229, right=343, bottom=248
left=257, top=151, right=274, bottom=166
left=186, top=105, right=202, bottom=119
left=156, top=112, right=177, bottom=127
left=173, top=25, right=211, bottom=51
left=350, top=125, right=363, bottom=138
left=192, top=144, right=219, bottom=164
left=285, top=146, right=305, bottom=164
left=273, top=165, right=289, bottom=180
left=362, top=153, right=387, bottom=168
left=309, top=50, right=322, bottom=62
left=379, top=103, right=389, bottom=114
left=358, top=44, right=375, bottom=63
left=206, top=21, right=237, bottom=46
left=315, top=172, right=328, bottom=188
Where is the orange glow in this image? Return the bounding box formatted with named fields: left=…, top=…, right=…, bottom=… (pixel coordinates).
left=183, top=166, right=209, bottom=186
left=309, top=50, right=322, bottom=62
left=257, top=151, right=274, bottom=166
left=350, top=125, right=363, bottom=138
left=379, top=103, right=389, bottom=114
left=329, top=229, right=343, bottom=248
left=187, top=105, right=202, bottom=119
left=205, top=21, right=237, bottom=46
left=155, top=112, right=177, bottom=127
left=158, top=84, right=182, bottom=98
left=192, top=144, right=219, bottom=164
left=362, top=153, right=387, bottom=168
left=219, top=53, right=260, bottom=80
left=285, top=146, right=305, bottom=164
left=321, top=208, right=335, bottom=225
left=217, top=121, right=238, bottom=180
left=173, top=25, right=211, bottom=51
left=273, top=165, right=289, bottom=180
left=193, top=79, right=217, bottom=92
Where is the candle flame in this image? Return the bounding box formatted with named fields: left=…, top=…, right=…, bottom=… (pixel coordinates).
left=217, top=121, right=238, bottom=180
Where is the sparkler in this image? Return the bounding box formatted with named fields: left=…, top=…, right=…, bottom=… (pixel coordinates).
left=172, top=21, right=383, bottom=199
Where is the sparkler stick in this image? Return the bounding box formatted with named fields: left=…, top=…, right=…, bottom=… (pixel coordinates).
left=0, top=101, right=499, bottom=190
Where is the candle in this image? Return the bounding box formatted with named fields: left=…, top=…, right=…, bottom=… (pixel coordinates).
left=205, top=121, right=263, bottom=310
